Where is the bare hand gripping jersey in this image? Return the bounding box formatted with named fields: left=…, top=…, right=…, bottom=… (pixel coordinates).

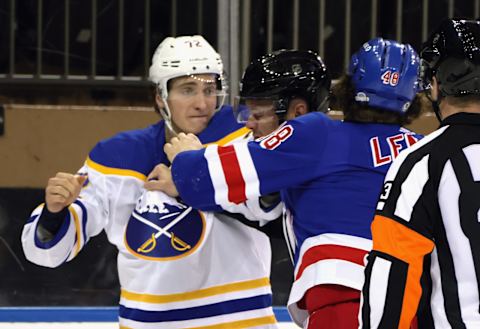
left=170, top=111, right=422, bottom=325
left=22, top=107, right=279, bottom=329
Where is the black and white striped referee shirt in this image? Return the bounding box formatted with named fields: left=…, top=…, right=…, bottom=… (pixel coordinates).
left=360, top=112, right=480, bottom=329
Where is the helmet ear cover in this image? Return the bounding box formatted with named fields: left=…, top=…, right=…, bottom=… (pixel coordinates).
left=420, top=19, right=480, bottom=97
left=436, top=58, right=480, bottom=96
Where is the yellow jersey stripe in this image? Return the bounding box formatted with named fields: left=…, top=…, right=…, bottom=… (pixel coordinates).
left=86, top=127, right=249, bottom=181
left=186, top=315, right=277, bottom=329
left=68, top=205, right=82, bottom=257
left=86, top=157, right=147, bottom=181
left=205, top=127, right=251, bottom=147
left=33, top=203, right=45, bottom=214
left=121, top=277, right=271, bottom=304
left=119, top=315, right=276, bottom=329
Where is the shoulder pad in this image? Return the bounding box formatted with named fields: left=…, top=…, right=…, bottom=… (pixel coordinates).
left=88, top=122, right=166, bottom=178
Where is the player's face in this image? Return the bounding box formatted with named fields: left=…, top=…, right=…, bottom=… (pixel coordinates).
left=166, top=74, right=218, bottom=134
left=244, top=99, right=280, bottom=139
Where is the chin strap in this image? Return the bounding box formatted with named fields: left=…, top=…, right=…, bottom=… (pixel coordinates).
left=164, top=119, right=178, bottom=139
left=317, top=96, right=330, bottom=113
left=426, top=87, right=443, bottom=123
left=159, top=98, right=179, bottom=138
left=157, top=85, right=179, bottom=138
left=431, top=100, right=442, bottom=122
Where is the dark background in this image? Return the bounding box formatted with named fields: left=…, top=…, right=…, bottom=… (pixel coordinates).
left=1, top=0, right=477, bottom=80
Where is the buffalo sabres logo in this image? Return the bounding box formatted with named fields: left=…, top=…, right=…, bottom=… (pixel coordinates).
left=125, top=191, right=205, bottom=261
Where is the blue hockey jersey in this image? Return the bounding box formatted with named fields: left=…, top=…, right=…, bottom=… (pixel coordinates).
left=170, top=111, right=422, bottom=325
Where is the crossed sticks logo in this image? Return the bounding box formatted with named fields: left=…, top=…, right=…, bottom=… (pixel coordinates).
left=124, top=191, right=205, bottom=261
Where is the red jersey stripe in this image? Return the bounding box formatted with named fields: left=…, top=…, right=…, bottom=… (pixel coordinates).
left=296, top=244, right=368, bottom=280
left=218, top=145, right=247, bottom=204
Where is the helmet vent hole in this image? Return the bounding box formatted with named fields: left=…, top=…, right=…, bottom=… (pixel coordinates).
left=399, top=46, right=407, bottom=73
left=381, top=46, right=388, bottom=68
left=206, top=65, right=210, bottom=69
left=192, top=66, right=197, bottom=70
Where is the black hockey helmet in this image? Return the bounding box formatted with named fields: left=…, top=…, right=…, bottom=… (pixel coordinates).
left=421, top=19, right=480, bottom=97
left=234, top=49, right=331, bottom=123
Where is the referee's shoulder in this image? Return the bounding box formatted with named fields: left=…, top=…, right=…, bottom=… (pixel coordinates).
left=406, top=126, right=448, bottom=156
left=387, top=126, right=449, bottom=177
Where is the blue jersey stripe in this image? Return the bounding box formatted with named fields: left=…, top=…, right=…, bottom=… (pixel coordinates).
left=119, top=294, right=272, bottom=322
left=0, top=306, right=292, bottom=322
left=27, top=214, right=39, bottom=224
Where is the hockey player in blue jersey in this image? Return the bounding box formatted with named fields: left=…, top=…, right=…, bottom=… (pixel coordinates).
left=21, top=35, right=279, bottom=329
left=158, top=38, right=427, bottom=329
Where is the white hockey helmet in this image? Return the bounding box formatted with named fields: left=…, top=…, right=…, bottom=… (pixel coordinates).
left=149, top=35, right=227, bottom=133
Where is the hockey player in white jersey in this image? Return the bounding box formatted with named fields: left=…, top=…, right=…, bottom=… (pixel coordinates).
left=21, top=35, right=280, bottom=329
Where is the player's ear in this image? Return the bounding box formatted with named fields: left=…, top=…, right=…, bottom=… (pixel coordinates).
left=285, top=99, right=308, bottom=120
left=293, top=99, right=308, bottom=118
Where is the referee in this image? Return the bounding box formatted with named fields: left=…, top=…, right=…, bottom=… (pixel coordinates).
left=359, top=19, right=480, bottom=329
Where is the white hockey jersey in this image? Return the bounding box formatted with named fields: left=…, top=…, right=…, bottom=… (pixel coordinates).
left=22, top=107, right=281, bottom=329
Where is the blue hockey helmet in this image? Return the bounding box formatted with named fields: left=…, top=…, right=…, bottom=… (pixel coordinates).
left=348, top=38, right=421, bottom=114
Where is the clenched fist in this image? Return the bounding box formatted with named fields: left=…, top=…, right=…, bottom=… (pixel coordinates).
left=144, top=163, right=179, bottom=197
left=164, top=132, right=203, bottom=163
left=45, top=172, right=87, bottom=213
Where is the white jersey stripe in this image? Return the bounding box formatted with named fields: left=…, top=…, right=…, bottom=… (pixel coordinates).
left=287, top=259, right=366, bottom=326
left=205, top=143, right=260, bottom=207
left=394, top=154, right=430, bottom=222
left=204, top=145, right=229, bottom=206
left=288, top=234, right=372, bottom=326
left=383, top=126, right=448, bottom=184
left=462, top=144, right=480, bottom=224
left=439, top=160, right=480, bottom=325
left=369, top=258, right=392, bottom=329
left=463, top=144, right=480, bottom=181
left=430, top=248, right=452, bottom=329
left=234, top=142, right=260, bottom=200
left=295, top=233, right=372, bottom=277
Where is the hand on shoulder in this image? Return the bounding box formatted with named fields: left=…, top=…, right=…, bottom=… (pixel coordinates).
left=164, top=132, right=203, bottom=163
